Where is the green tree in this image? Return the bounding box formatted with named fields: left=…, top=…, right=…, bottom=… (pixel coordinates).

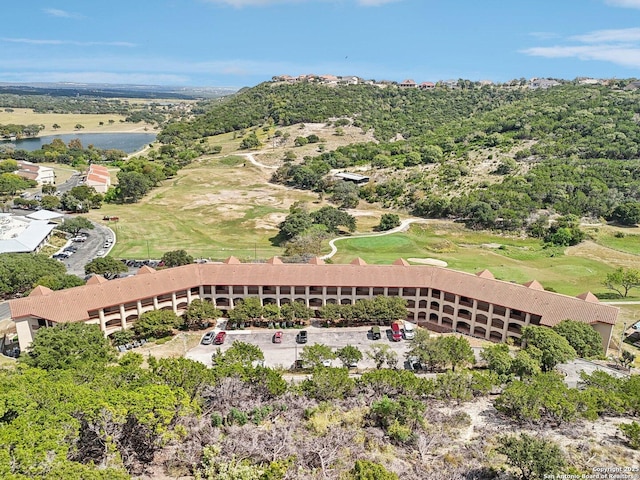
left=0, top=159, right=17, bottom=173
left=301, top=366, right=355, bottom=400
left=603, top=267, right=640, bottom=298
left=481, top=343, right=513, bottom=376
left=311, top=206, right=356, bottom=233
left=115, top=170, right=152, bottom=203
left=336, top=344, right=363, bottom=367
left=134, top=309, right=180, bottom=338
left=497, top=433, right=566, bottom=480
left=74, top=123, right=84, bottom=130
left=344, top=460, right=398, bottom=480
left=84, top=256, right=127, bottom=277
left=58, top=216, right=95, bottom=236
left=239, top=132, right=261, bottom=150
left=161, top=249, right=194, bottom=267
left=229, top=297, right=264, bottom=326
left=552, top=319, right=604, bottom=358
left=40, top=194, right=61, bottom=210
left=19, top=323, right=115, bottom=370
left=182, top=299, right=220, bottom=329
left=0, top=253, right=67, bottom=296
left=299, top=343, right=335, bottom=368
left=33, top=273, right=85, bottom=291
left=367, top=344, right=399, bottom=369
left=278, top=208, right=313, bottom=240
left=0, top=173, right=35, bottom=195
left=280, top=301, right=312, bottom=324
left=440, top=335, right=475, bottom=371
left=375, top=213, right=401, bottom=231
left=511, top=349, right=541, bottom=379
left=212, top=340, right=264, bottom=368
left=619, top=421, right=640, bottom=450
left=330, top=181, right=359, bottom=209
left=610, top=202, right=640, bottom=226
left=521, top=326, right=576, bottom=371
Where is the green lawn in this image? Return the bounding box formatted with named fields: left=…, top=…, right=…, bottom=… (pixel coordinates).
left=332, top=224, right=618, bottom=297
left=87, top=155, right=317, bottom=261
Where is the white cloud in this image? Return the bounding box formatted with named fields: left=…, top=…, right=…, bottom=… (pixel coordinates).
left=572, top=27, right=640, bottom=43
left=43, top=8, right=84, bottom=19
left=524, top=24, right=640, bottom=70
left=1, top=38, right=136, bottom=47
left=605, top=0, right=640, bottom=8
left=523, top=45, right=640, bottom=69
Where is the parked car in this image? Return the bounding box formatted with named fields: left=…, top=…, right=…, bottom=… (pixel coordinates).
left=296, top=330, right=308, bottom=344
left=213, top=331, right=227, bottom=345
left=201, top=331, right=215, bottom=345
left=371, top=326, right=381, bottom=340
left=403, top=321, right=416, bottom=340
left=391, top=322, right=402, bottom=342
left=273, top=331, right=283, bottom=343
left=96, top=250, right=105, bottom=256
left=71, top=236, right=86, bottom=242
left=322, top=359, right=332, bottom=367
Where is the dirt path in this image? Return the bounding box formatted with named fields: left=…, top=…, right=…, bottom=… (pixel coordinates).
left=238, top=152, right=278, bottom=169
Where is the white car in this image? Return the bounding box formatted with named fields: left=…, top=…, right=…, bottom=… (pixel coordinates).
left=97, top=250, right=105, bottom=257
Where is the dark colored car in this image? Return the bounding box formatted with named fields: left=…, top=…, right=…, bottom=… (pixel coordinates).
left=201, top=331, right=215, bottom=345
left=213, top=331, right=227, bottom=345
left=273, top=331, right=283, bottom=343
left=391, top=322, right=402, bottom=342
left=371, top=326, right=381, bottom=340
left=297, top=330, right=308, bottom=344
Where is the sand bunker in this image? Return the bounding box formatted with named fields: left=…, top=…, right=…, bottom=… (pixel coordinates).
left=408, top=258, right=448, bottom=267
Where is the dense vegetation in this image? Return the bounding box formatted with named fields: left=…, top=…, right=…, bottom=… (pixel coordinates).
left=1, top=323, right=638, bottom=479
left=159, top=81, right=640, bottom=235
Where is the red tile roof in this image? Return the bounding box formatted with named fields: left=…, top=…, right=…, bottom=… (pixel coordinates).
left=9, top=260, right=618, bottom=329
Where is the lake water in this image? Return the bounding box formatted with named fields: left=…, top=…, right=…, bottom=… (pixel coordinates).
left=1, top=132, right=157, bottom=153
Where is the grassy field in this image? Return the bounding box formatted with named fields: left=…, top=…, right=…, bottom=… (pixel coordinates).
left=331, top=222, right=638, bottom=297
left=0, top=108, right=154, bottom=135
left=86, top=155, right=318, bottom=260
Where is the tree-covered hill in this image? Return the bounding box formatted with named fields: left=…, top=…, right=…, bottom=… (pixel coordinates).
left=158, top=81, right=640, bottom=233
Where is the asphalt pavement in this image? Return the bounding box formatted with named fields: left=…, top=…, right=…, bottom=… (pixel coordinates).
left=58, top=219, right=116, bottom=277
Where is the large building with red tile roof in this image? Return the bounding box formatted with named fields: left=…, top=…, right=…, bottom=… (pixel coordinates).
left=8, top=257, right=618, bottom=351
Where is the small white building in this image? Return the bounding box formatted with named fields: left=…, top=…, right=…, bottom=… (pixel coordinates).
left=15, top=161, right=55, bottom=185
left=0, top=214, right=56, bottom=254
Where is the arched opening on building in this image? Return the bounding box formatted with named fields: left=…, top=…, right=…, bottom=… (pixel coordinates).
left=215, top=298, right=230, bottom=307
left=419, top=300, right=428, bottom=309
left=476, top=314, right=488, bottom=325
left=455, top=321, right=471, bottom=335
left=280, top=298, right=291, bottom=305
left=176, top=301, right=188, bottom=311
left=407, top=300, right=415, bottom=309
left=326, top=298, right=337, bottom=304
left=489, top=331, right=503, bottom=342
left=263, top=297, right=277, bottom=305
left=309, top=298, right=322, bottom=308
left=418, top=311, right=427, bottom=321
left=491, top=318, right=504, bottom=330
left=458, top=309, right=471, bottom=321
left=341, top=299, right=353, bottom=305
left=442, top=317, right=453, bottom=329
left=443, top=305, right=454, bottom=315
left=125, top=314, right=138, bottom=324
left=429, top=313, right=439, bottom=323
left=105, top=318, right=122, bottom=329
left=294, top=298, right=306, bottom=304
left=233, top=298, right=244, bottom=306
left=473, top=326, right=486, bottom=338
left=507, top=322, right=522, bottom=335
left=430, top=301, right=439, bottom=311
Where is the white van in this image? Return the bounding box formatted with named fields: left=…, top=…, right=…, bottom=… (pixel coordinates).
left=403, top=321, right=416, bottom=339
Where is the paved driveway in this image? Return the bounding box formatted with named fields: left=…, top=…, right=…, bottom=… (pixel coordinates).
left=186, top=325, right=413, bottom=369
left=59, top=219, right=115, bottom=277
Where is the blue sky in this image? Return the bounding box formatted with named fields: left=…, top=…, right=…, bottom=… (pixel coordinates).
left=3, top=0, right=640, bottom=87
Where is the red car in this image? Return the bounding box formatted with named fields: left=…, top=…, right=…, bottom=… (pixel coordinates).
left=391, top=322, right=402, bottom=342
left=273, top=331, right=283, bottom=343
left=213, top=331, right=227, bottom=345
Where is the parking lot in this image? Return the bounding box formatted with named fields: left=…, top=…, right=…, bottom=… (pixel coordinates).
left=55, top=219, right=116, bottom=277
left=186, top=324, right=416, bottom=369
